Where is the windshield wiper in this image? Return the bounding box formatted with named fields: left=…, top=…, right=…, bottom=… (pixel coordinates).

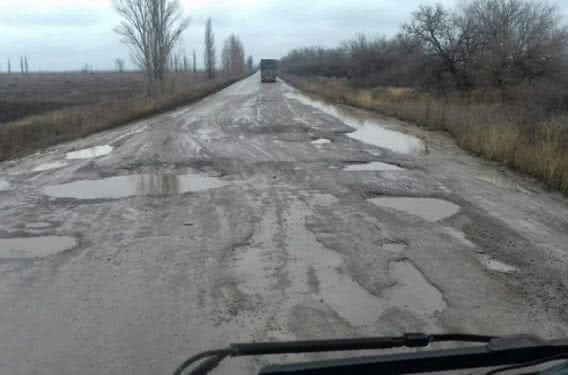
left=174, top=334, right=568, bottom=375
left=173, top=333, right=497, bottom=375
left=260, top=335, right=568, bottom=375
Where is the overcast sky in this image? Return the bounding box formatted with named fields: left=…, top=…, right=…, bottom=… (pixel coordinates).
left=0, top=0, right=566, bottom=72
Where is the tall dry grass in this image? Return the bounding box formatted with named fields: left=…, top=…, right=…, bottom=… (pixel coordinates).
left=0, top=76, right=242, bottom=161
left=284, top=75, right=568, bottom=193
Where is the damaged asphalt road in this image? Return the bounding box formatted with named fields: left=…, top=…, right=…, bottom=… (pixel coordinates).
left=0, top=73, right=567, bottom=374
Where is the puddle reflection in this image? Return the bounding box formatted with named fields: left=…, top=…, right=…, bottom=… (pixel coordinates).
left=66, top=145, right=113, bottom=160
left=43, top=174, right=227, bottom=200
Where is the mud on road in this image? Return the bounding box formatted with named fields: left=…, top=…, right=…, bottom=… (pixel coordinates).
left=0, top=73, right=567, bottom=374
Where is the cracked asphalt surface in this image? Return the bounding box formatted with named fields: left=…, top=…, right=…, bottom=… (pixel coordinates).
left=1, top=73, right=567, bottom=374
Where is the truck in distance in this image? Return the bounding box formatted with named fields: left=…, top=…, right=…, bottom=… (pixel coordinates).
left=260, top=59, right=278, bottom=83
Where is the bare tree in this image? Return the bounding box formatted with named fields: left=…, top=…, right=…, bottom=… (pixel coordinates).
left=114, top=0, right=190, bottom=95
left=222, top=34, right=245, bottom=75
left=193, top=49, right=197, bottom=73
left=24, top=56, right=29, bottom=74
left=115, top=58, right=126, bottom=73
left=403, top=4, right=475, bottom=89
left=247, top=56, right=254, bottom=72
left=20, top=57, right=24, bottom=74
left=7, top=59, right=11, bottom=74
left=204, top=17, right=216, bottom=79
left=468, top=0, right=568, bottom=93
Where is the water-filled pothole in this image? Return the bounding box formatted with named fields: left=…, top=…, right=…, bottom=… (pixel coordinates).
left=33, top=161, right=68, bottom=172
left=25, top=222, right=52, bottom=230
left=0, top=236, right=77, bottom=259
left=444, top=227, right=518, bottom=273
left=285, top=92, right=425, bottom=154
left=344, top=162, right=403, bottom=171
left=0, top=179, right=9, bottom=191
left=383, top=243, right=407, bottom=253
left=311, top=138, right=331, bottom=145
left=66, top=145, right=113, bottom=160
left=369, top=197, right=460, bottom=222
left=43, top=174, right=227, bottom=200
left=480, top=255, right=517, bottom=273
left=384, top=260, right=446, bottom=317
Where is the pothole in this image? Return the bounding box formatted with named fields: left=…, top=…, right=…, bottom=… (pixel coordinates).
left=234, top=246, right=271, bottom=295
left=0, top=179, right=9, bottom=191
left=369, top=197, right=460, bottom=222
left=480, top=255, right=517, bottom=273
left=42, top=174, right=228, bottom=200
left=0, top=236, right=78, bottom=259
left=384, top=260, right=447, bottom=318
left=66, top=145, right=113, bottom=160
left=33, top=161, right=68, bottom=172
left=444, top=227, right=518, bottom=273
left=311, top=138, right=331, bottom=145
left=25, top=222, right=53, bottom=230
left=383, top=243, right=407, bottom=253
left=344, top=162, right=403, bottom=171
left=285, top=92, right=425, bottom=154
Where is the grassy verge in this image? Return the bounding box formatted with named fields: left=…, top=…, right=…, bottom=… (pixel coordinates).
left=283, top=74, right=568, bottom=194
left=0, top=76, right=244, bottom=161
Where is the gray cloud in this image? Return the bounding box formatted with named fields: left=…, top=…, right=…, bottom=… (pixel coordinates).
left=0, top=8, right=105, bottom=27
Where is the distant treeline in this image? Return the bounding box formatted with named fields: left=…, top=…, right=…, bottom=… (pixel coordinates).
left=281, top=0, right=568, bottom=112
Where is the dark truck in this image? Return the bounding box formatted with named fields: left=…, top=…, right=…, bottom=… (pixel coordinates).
left=260, top=59, right=278, bottom=83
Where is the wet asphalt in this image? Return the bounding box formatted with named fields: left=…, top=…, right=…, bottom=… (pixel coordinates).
left=0, top=73, right=567, bottom=374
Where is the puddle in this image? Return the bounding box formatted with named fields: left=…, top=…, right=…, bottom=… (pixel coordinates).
left=235, top=247, right=272, bottom=294
left=444, top=227, right=517, bottom=273
left=43, top=174, right=227, bottom=200
left=25, top=222, right=52, bottom=230
left=66, top=145, right=113, bottom=160
left=344, top=162, right=403, bottom=171
left=384, top=260, right=446, bottom=318
left=383, top=243, right=407, bottom=253
left=285, top=92, right=425, bottom=154
left=0, top=179, right=9, bottom=191
left=311, top=138, right=331, bottom=145
left=369, top=197, right=460, bottom=222
left=480, top=255, right=517, bottom=273
left=32, top=161, right=68, bottom=172
left=0, top=236, right=77, bottom=259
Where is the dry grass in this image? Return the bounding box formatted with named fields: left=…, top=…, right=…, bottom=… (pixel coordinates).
left=283, top=74, right=568, bottom=193
left=0, top=71, right=208, bottom=123
left=0, top=76, right=242, bottom=161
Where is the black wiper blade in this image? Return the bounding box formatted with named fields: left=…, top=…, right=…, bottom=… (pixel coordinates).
left=260, top=336, right=568, bottom=375
left=174, top=333, right=496, bottom=375
left=230, top=333, right=496, bottom=356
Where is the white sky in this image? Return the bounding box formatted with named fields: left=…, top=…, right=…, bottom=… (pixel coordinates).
left=0, top=0, right=566, bottom=71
